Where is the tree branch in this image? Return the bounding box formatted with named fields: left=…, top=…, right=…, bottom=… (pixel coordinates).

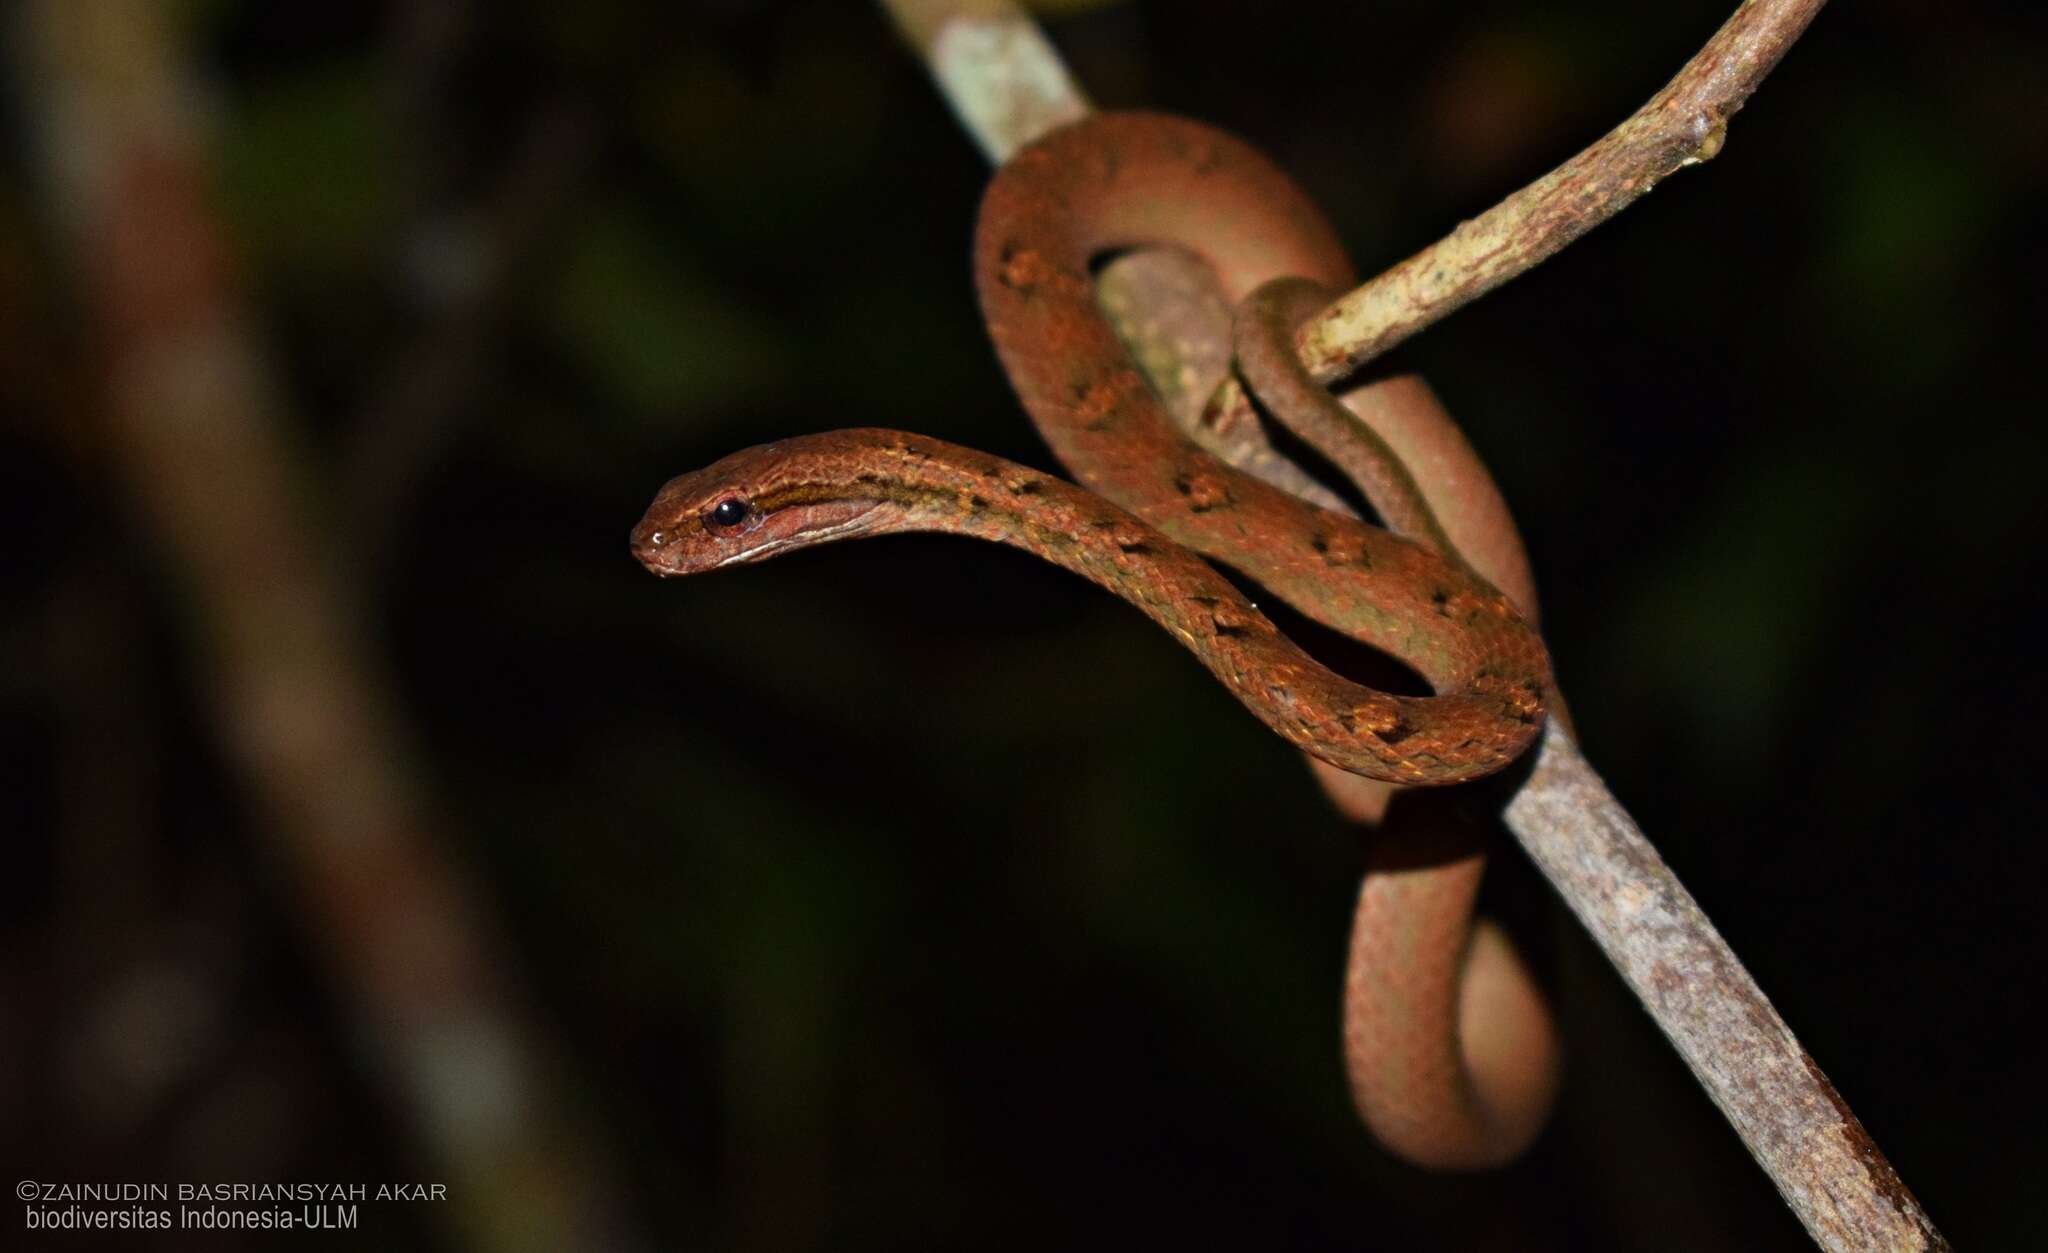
left=884, top=0, right=1090, bottom=162
left=1508, top=722, right=1945, bottom=1251
left=879, top=1, right=1947, bottom=1249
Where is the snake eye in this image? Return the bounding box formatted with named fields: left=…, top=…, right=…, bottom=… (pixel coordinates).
left=707, top=497, right=751, bottom=530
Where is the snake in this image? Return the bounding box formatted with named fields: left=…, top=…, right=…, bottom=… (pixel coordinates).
left=633, top=112, right=1557, bottom=1165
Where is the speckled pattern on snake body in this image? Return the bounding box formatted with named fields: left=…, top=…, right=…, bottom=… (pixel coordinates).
left=634, top=111, right=1560, bottom=1170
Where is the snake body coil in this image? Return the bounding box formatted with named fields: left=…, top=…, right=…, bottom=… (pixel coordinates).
left=635, top=111, right=1560, bottom=1169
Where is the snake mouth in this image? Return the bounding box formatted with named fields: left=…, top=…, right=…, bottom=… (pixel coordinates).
left=628, top=518, right=691, bottom=576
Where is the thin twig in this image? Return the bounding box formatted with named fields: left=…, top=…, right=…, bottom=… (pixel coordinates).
left=878, top=1, right=1947, bottom=1249
left=1295, top=0, right=1831, bottom=382
left=1204, top=0, right=1831, bottom=436
left=16, top=4, right=641, bottom=1249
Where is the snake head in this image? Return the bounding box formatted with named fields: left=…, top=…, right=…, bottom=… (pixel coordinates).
left=630, top=438, right=886, bottom=577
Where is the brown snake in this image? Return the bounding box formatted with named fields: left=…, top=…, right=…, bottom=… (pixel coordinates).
left=633, top=112, right=1559, bottom=1166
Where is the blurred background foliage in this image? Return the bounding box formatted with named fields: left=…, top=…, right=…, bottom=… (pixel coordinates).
left=3, top=0, right=2045, bottom=1249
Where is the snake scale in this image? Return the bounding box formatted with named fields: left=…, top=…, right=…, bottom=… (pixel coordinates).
left=634, top=112, right=1558, bottom=1168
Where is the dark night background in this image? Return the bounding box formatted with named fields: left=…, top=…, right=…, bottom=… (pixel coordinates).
left=3, top=1, right=2044, bottom=1249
